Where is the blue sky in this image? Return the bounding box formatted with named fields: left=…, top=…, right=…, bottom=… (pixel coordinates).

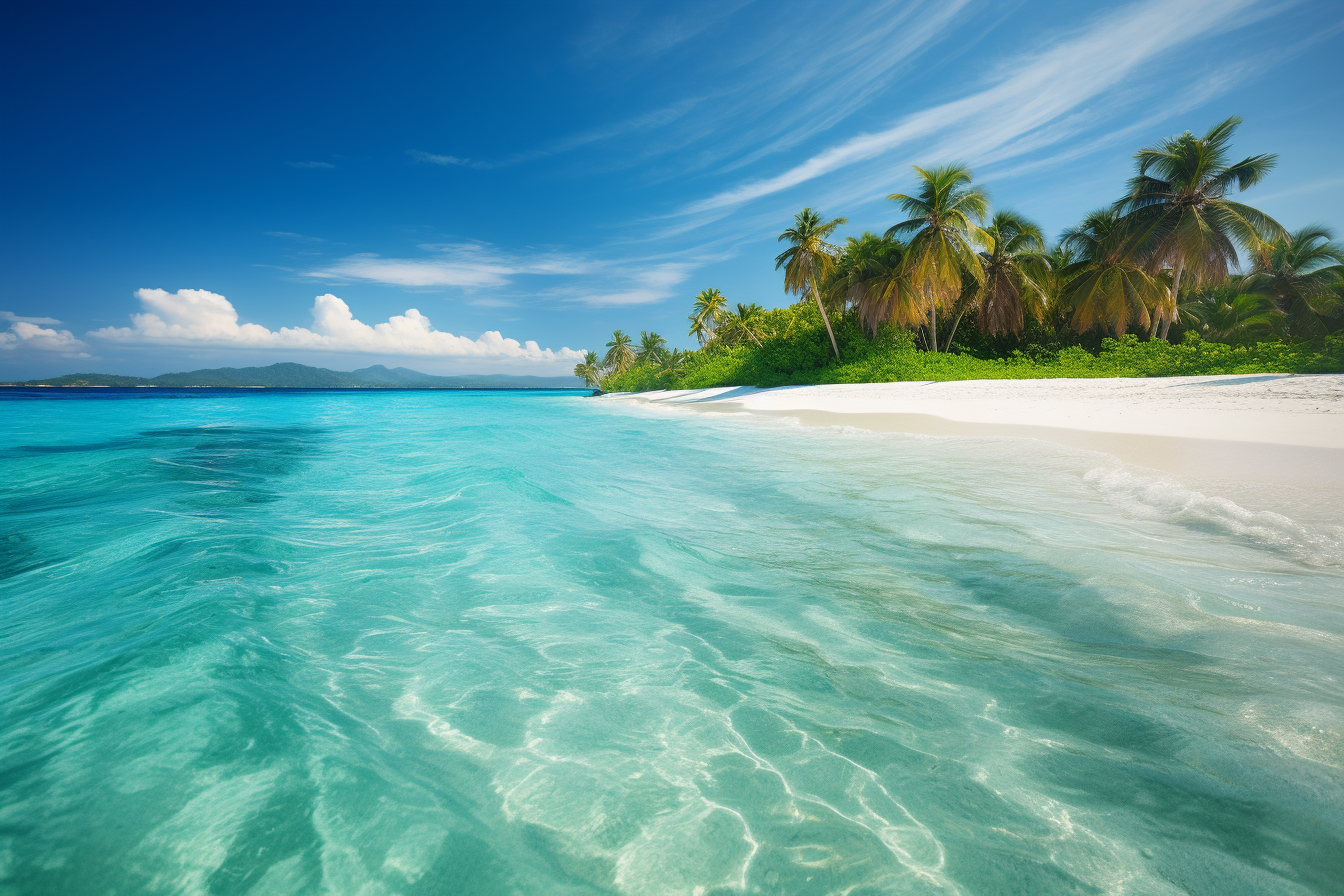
left=2, top=0, right=1341, bottom=377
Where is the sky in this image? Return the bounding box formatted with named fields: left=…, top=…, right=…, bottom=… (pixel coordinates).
left=2, top=0, right=1341, bottom=378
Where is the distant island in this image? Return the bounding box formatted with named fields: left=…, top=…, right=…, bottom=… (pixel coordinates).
left=2, top=362, right=585, bottom=389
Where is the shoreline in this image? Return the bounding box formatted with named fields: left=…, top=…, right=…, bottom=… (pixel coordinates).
left=601, top=374, right=1344, bottom=526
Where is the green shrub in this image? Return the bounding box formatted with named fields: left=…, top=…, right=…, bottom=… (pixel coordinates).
left=601, top=306, right=1344, bottom=392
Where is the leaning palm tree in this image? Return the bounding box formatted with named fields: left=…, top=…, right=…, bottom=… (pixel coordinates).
left=1059, top=208, right=1160, bottom=336
left=776, top=208, right=848, bottom=358
left=689, top=288, right=728, bottom=346
left=1118, top=115, right=1286, bottom=340
left=1239, top=225, right=1344, bottom=338
left=833, top=233, right=922, bottom=335
left=886, top=165, right=991, bottom=351
left=636, top=330, right=667, bottom=364
left=573, top=350, right=603, bottom=389
left=715, top=303, right=771, bottom=348
left=971, top=210, right=1050, bottom=337
left=604, top=330, right=635, bottom=374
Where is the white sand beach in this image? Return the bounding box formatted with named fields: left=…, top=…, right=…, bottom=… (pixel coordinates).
left=603, top=374, right=1344, bottom=526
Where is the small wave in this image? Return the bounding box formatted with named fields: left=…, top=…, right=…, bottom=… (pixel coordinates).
left=1084, top=466, right=1343, bottom=567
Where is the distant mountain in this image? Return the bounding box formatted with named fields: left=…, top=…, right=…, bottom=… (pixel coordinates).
left=4, top=362, right=585, bottom=389
left=8, top=372, right=154, bottom=386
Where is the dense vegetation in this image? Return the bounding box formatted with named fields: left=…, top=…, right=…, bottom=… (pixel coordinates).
left=584, top=117, right=1344, bottom=392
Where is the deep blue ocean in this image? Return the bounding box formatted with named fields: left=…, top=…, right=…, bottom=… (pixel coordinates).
left=1, top=388, right=1341, bottom=895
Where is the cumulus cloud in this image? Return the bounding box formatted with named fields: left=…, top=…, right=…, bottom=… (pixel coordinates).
left=90, top=288, right=584, bottom=362
left=1, top=318, right=91, bottom=356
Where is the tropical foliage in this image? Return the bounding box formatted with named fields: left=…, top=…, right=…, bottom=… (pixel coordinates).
left=886, top=165, right=991, bottom=352
left=1117, top=115, right=1286, bottom=339
left=582, top=117, right=1343, bottom=392
left=776, top=208, right=847, bottom=358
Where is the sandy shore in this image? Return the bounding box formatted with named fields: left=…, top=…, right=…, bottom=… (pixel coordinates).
left=601, top=374, right=1344, bottom=525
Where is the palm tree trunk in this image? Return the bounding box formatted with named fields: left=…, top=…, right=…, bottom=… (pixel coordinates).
left=945, top=302, right=970, bottom=353
left=811, top=281, right=840, bottom=359
left=928, top=287, right=939, bottom=353
left=1159, top=259, right=1184, bottom=341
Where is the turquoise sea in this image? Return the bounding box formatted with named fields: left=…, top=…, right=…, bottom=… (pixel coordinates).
left=1, top=388, right=1341, bottom=895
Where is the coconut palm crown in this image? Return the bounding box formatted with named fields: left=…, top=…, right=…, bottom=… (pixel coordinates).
left=828, top=234, right=910, bottom=337
left=1060, top=208, right=1160, bottom=337
left=689, top=288, right=728, bottom=346
left=636, top=331, right=667, bottom=364
left=973, top=210, right=1050, bottom=336
left=1239, top=224, right=1344, bottom=338
left=1117, top=115, right=1286, bottom=339
left=886, top=165, right=991, bottom=351
left=776, top=208, right=848, bottom=358
left=604, top=330, right=635, bottom=374
left=715, top=303, right=771, bottom=348
left=574, top=350, right=603, bottom=389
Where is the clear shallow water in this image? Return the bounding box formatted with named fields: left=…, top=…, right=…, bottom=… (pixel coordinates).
left=1, top=389, right=1342, bottom=896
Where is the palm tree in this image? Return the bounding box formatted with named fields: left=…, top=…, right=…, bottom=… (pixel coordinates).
left=1059, top=208, right=1160, bottom=336
left=689, top=288, right=728, bottom=346
left=659, top=347, right=687, bottom=378
left=833, top=233, right=921, bottom=336
left=574, top=350, right=603, bottom=388
left=604, top=330, right=635, bottom=374
left=715, top=303, right=771, bottom=347
left=1239, top=225, right=1344, bottom=338
left=970, top=210, right=1050, bottom=337
left=886, top=165, right=991, bottom=351
left=1118, top=115, right=1286, bottom=340
left=1040, top=243, right=1078, bottom=334
left=776, top=208, right=848, bottom=359
left=1181, top=284, right=1285, bottom=345
left=636, top=330, right=667, bottom=364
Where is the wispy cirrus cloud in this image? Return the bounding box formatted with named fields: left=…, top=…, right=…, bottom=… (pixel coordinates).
left=302, top=241, right=710, bottom=308
left=409, top=98, right=702, bottom=172
left=563, top=263, right=697, bottom=307
left=408, top=150, right=485, bottom=169
left=264, top=231, right=327, bottom=243
left=1, top=310, right=64, bottom=325
left=681, top=0, right=1272, bottom=215
left=305, top=243, right=593, bottom=289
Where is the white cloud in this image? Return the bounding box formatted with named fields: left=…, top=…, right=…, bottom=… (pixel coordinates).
left=409, top=99, right=703, bottom=172
left=303, top=241, right=715, bottom=309
left=1, top=310, right=63, bottom=325
left=1, top=320, right=91, bottom=356
left=683, top=0, right=1267, bottom=214
left=408, top=150, right=482, bottom=168
left=306, top=244, right=592, bottom=289
left=537, top=260, right=701, bottom=307
left=264, top=231, right=327, bottom=243
left=91, top=288, right=584, bottom=362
